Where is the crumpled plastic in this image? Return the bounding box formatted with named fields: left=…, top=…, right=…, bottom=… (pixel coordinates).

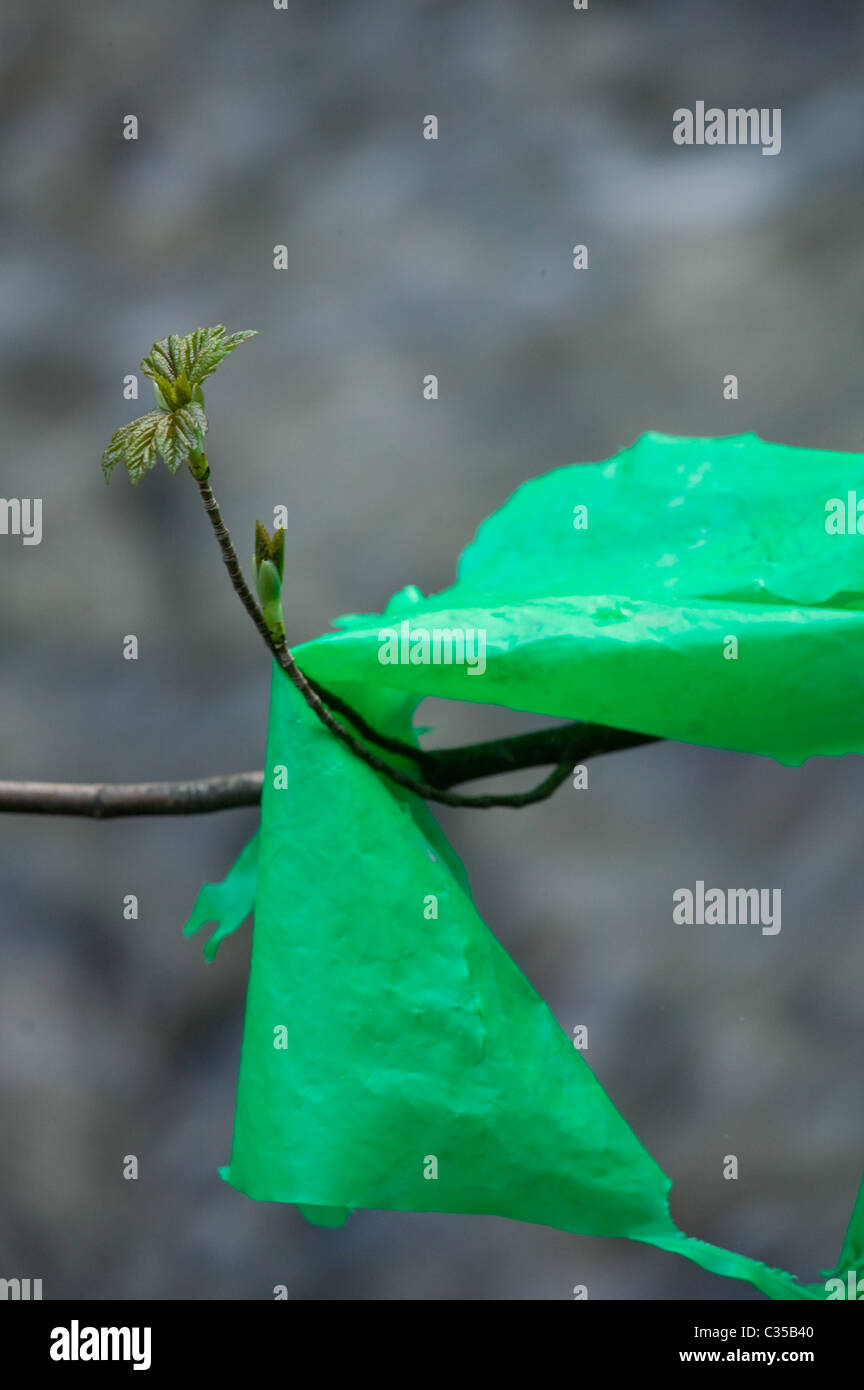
left=183, top=432, right=864, bottom=1297
left=294, top=432, right=864, bottom=765
left=186, top=663, right=843, bottom=1296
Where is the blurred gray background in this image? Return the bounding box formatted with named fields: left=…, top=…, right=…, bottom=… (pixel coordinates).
left=1, top=0, right=862, bottom=1300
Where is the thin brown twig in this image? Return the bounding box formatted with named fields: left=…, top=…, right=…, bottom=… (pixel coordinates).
left=0, top=723, right=658, bottom=817
left=195, top=461, right=609, bottom=809
left=269, top=633, right=580, bottom=807
left=195, top=468, right=424, bottom=764
left=0, top=773, right=264, bottom=818
left=0, top=461, right=658, bottom=821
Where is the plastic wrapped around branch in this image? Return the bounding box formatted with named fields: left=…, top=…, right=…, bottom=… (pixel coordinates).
left=296, top=432, right=864, bottom=765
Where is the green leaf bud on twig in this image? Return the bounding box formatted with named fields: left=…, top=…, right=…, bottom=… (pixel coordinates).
left=252, top=521, right=286, bottom=639
left=101, top=325, right=257, bottom=485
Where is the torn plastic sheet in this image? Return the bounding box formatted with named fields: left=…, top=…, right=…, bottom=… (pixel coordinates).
left=183, top=434, right=864, bottom=1297
left=294, top=433, right=864, bottom=765
left=184, top=664, right=845, bottom=1299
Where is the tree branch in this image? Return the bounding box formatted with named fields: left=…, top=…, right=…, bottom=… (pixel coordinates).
left=0, top=772, right=264, bottom=819
left=193, top=462, right=633, bottom=809
left=196, top=469, right=426, bottom=765
left=3, top=451, right=659, bottom=820
left=421, top=723, right=658, bottom=787
left=0, top=725, right=660, bottom=817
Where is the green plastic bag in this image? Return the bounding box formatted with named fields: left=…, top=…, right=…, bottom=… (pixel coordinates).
left=187, top=664, right=835, bottom=1295
left=295, top=432, right=864, bottom=765
left=185, top=433, right=864, bottom=1297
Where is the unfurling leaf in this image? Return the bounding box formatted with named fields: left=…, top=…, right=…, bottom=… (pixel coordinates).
left=270, top=526, right=285, bottom=582
left=254, top=520, right=273, bottom=576
left=141, top=325, right=258, bottom=390
left=252, top=521, right=286, bottom=637
left=253, top=520, right=285, bottom=583
left=103, top=326, right=256, bottom=484
left=102, top=402, right=208, bottom=485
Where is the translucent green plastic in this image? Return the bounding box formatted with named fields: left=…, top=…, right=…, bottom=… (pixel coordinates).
left=297, top=432, right=864, bottom=765
left=185, top=433, right=864, bottom=1297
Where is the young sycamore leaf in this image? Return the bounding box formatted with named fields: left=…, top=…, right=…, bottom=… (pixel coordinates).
left=102, top=403, right=208, bottom=485
left=141, top=326, right=258, bottom=389
left=102, top=326, right=256, bottom=484
left=253, top=520, right=285, bottom=583
left=252, top=521, right=286, bottom=638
